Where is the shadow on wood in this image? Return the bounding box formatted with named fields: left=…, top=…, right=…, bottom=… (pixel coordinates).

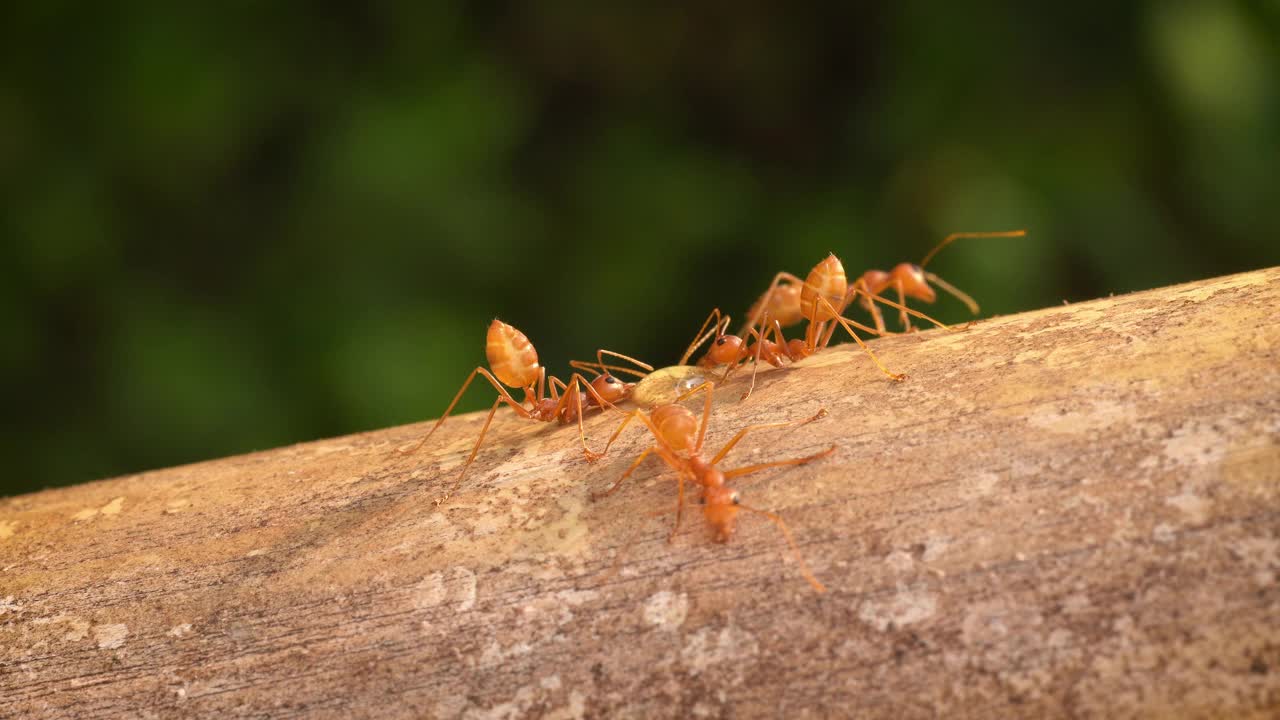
left=3, top=268, right=1279, bottom=718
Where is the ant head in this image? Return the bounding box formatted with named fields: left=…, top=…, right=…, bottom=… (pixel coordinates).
left=890, top=263, right=936, bottom=303
left=860, top=269, right=892, bottom=295
left=590, top=374, right=633, bottom=404
left=701, top=334, right=745, bottom=367
left=700, top=483, right=739, bottom=542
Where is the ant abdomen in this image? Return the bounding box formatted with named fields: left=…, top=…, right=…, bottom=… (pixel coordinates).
left=486, top=320, right=541, bottom=388
left=800, top=254, right=848, bottom=323
left=650, top=404, right=699, bottom=452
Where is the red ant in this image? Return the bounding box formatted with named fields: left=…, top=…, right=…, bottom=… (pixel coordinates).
left=592, top=381, right=834, bottom=592
left=856, top=230, right=1027, bottom=332
left=747, top=230, right=1028, bottom=335
left=695, top=253, right=947, bottom=399
left=396, top=319, right=636, bottom=500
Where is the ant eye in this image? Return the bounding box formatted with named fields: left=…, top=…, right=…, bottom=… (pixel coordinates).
left=716, top=337, right=727, bottom=345
left=731, top=493, right=740, bottom=505
left=605, top=376, right=618, bottom=384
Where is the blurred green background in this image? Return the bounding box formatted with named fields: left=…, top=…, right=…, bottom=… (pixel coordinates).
left=3, top=3, right=1278, bottom=497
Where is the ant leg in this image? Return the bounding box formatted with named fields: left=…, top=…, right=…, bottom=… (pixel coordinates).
left=737, top=504, right=826, bottom=593
left=669, top=467, right=688, bottom=544
left=925, top=271, right=980, bottom=315
left=710, top=409, right=828, bottom=465
left=854, top=284, right=888, bottom=335
left=803, top=289, right=881, bottom=348
left=766, top=318, right=800, bottom=366
left=548, top=375, right=567, bottom=402
left=822, top=310, right=891, bottom=347
left=803, top=291, right=822, bottom=348
left=819, top=309, right=885, bottom=349
left=593, top=418, right=692, bottom=539
left=813, top=295, right=906, bottom=381
left=591, top=446, right=655, bottom=499
left=436, top=397, right=505, bottom=503
left=396, top=367, right=530, bottom=456
left=895, top=280, right=915, bottom=332
left=592, top=406, right=651, bottom=459
left=741, top=315, right=770, bottom=402
left=568, top=372, right=634, bottom=461
left=716, top=355, right=742, bottom=387
left=529, top=365, right=547, bottom=406
left=645, top=442, right=697, bottom=543
left=545, top=374, right=608, bottom=461
left=741, top=311, right=793, bottom=401
left=722, top=444, right=837, bottom=480
left=842, top=280, right=951, bottom=333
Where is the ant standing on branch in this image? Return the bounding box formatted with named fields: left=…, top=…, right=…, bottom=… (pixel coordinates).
left=395, top=319, right=645, bottom=502
left=591, top=381, right=835, bottom=592
left=690, top=256, right=934, bottom=401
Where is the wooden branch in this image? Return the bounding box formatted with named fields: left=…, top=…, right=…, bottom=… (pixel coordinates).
left=3, top=268, right=1279, bottom=719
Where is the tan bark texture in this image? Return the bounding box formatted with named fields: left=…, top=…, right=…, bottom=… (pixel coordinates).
left=2, top=268, right=1279, bottom=719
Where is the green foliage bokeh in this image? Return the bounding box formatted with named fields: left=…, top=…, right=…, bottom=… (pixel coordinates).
left=3, top=3, right=1278, bottom=496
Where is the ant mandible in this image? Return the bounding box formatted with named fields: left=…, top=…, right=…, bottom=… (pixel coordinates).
left=396, top=319, right=630, bottom=501
left=591, top=381, right=834, bottom=592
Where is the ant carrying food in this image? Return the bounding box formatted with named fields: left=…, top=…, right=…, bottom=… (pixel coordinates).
left=591, top=381, right=834, bottom=592
left=396, top=319, right=633, bottom=500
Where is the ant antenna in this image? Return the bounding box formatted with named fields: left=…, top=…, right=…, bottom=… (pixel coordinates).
left=919, top=229, right=1028, bottom=269
left=924, top=272, right=980, bottom=315
left=737, top=503, right=826, bottom=593
left=679, top=309, right=733, bottom=366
